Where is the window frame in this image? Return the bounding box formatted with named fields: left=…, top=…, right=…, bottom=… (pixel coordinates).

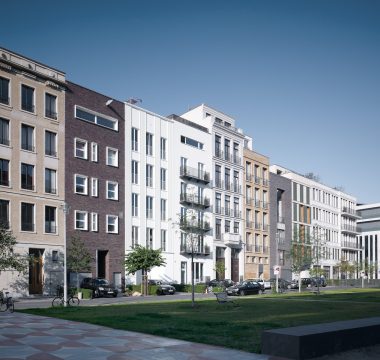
left=106, top=214, right=119, bottom=234
left=74, top=174, right=88, bottom=195
left=91, top=142, right=98, bottom=162
left=44, top=168, right=57, bottom=194
left=20, top=162, right=35, bottom=191
left=74, top=138, right=88, bottom=160
left=45, top=130, right=57, bottom=157
left=91, top=177, right=98, bottom=197
left=45, top=92, right=58, bottom=120
left=21, top=202, right=35, bottom=232
left=44, top=205, right=57, bottom=234
left=106, top=147, right=119, bottom=167
left=0, top=76, right=10, bottom=106
left=90, top=212, right=98, bottom=232
left=75, top=105, right=119, bottom=131
left=21, top=123, right=35, bottom=152
left=75, top=210, right=88, bottom=231
left=106, top=180, right=118, bottom=200
left=21, top=84, right=35, bottom=113
left=0, top=117, right=10, bottom=146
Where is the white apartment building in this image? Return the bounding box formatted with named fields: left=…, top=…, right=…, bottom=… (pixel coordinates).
left=181, top=105, right=247, bottom=282
left=124, top=103, right=213, bottom=284
left=270, top=165, right=361, bottom=279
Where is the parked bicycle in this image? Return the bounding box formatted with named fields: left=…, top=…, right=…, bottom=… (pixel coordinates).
left=51, top=285, right=80, bottom=307
left=0, top=290, right=15, bottom=313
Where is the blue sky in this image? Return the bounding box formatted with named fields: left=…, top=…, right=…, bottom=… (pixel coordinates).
left=1, top=0, right=379, bottom=203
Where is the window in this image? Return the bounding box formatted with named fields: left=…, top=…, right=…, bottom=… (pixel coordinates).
left=21, top=163, right=34, bottom=190
left=0, top=199, right=9, bottom=228
left=225, top=168, right=230, bottom=190
left=91, top=142, right=98, bottom=162
left=0, top=77, right=10, bottom=105
left=234, top=222, right=239, bottom=234
left=160, top=168, right=166, bottom=190
left=224, top=139, right=230, bottom=160
left=160, top=137, right=166, bottom=159
left=132, top=226, right=138, bottom=248
left=215, top=218, right=221, bottom=240
left=146, top=228, right=153, bottom=249
left=215, top=165, right=221, bottom=187
left=146, top=133, right=153, bottom=156
left=45, top=93, right=57, bottom=119
left=225, top=220, right=230, bottom=233
left=106, top=215, right=118, bottom=233
left=75, top=210, right=88, bottom=230
left=52, top=251, right=59, bottom=262
left=146, top=164, right=153, bottom=187
left=75, top=106, right=118, bottom=131
left=75, top=138, right=88, bottom=159
left=215, top=193, right=221, bottom=213
left=180, top=135, right=203, bottom=150
left=21, top=85, right=34, bottom=112
left=215, top=134, right=221, bottom=157
left=146, top=196, right=153, bottom=219
left=131, top=127, right=138, bottom=151
left=233, top=171, right=239, bottom=192
left=75, top=174, right=88, bottom=195
left=161, top=230, right=166, bottom=251
left=132, top=193, right=138, bottom=216
left=0, top=159, right=9, bottom=186
left=45, top=206, right=56, bottom=233
left=233, top=142, right=239, bottom=163
left=0, top=118, right=9, bottom=146
left=234, top=197, right=239, bottom=217
left=21, top=202, right=34, bottom=232
left=131, top=160, right=139, bottom=184
left=90, top=212, right=98, bottom=232
left=161, top=199, right=166, bottom=221
left=21, top=124, right=35, bottom=152
left=45, top=168, right=56, bottom=194
left=106, top=147, right=118, bottom=167
left=91, top=177, right=98, bottom=197
left=107, top=181, right=118, bottom=200
left=45, top=131, right=57, bottom=157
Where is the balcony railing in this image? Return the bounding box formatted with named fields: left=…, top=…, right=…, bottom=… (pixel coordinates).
left=233, top=155, right=241, bottom=165
left=215, top=148, right=223, bottom=159
left=21, top=183, right=35, bottom=191
left=222, top=233, right=242, bottom=247
left=262, top=201, right=269, bottom=209
left=160, top=181, right=166, bottom=190
left=146, top=145, right=153, bottom=156
left=263, top=246, right=269, bottom=254
left=180, top=166, right=210, bottom=184
left=224, top=207, right=232, bottom=216
left=22, top=104, right=35, bottom=113
left=262, top=224, right=270, bottom=232
left=233, top=183, right=241, bottom=193
left=341, top=242, right=363, bottom=250
left=342, top=224, right=359, bottom=234
left=214, top=206, right=222, bottom=215
left=45, top=149, right=57, bottom=157
left=262, top=178, right=269, bottom=187
left=245, top=197, right=253, bottom=206
left=180, top=218, right=211, bottom=233
left=231, top=209, right=242, bottom=218
left=246, top=174, right=253, bottom=182
left=214, top=179, right=223, bottom=189
left=180, top=244, right=211, bottom=256
left=254, top=199, right=261, bottom=208
left=341, top=207, right=361, bottom=219
left=146, top=210, right=153, bottom=219
left=180, top=193, right=210, bottom=208
left=146, top=177, right=153, bottom=187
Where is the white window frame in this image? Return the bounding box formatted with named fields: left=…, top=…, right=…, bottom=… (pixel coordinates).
left=75, top=174, right=88, bottom=195
left=131, top=127, right=138, bottom=151
left=91, top=142, right=98, bottom=162
left=132, top=160, right=138, bottom=184
left=91, top=177, right=98, bottom=197
left=75, top=210, right=88, bottom=230
left=90, top=212, right=98, bottom=232
left=106, top=181, right=118, bottom=200
left=74, top=138, right=88, bottom=160
left=132, top=193, right=138, bottom=217
left=146, top=196, right=153, bottom=219
left=106, top=147, right=119, bottom=167
left=161, top=229, right=166, bottom=251
left=146, top=164, right=153, bottom=187
left=161, top=199, right=166, bottom=221
left=132, top=225, right=138, bottom=248
left=106, top=214, right=118, bottom=234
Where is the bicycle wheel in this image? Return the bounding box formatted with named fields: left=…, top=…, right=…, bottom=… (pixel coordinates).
left=52, top=297, right=63, bottom=307
left=0, top=300, right=7, bottom=312
left=8, top=299, right=14, bottom=313
left=68, top=296, right=80, bottom=306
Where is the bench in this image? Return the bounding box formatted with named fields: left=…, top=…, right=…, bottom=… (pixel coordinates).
left=214, top=292, right=235, bottom=305
left=261, top=317, right=380, bottom=359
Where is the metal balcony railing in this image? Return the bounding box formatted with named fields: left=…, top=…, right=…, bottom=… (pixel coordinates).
left=262, top=201, right=269, bottom=209
left=180, top=218, right=211, bottom=233
left=180, top=193, right=210, bottom=208
left=22, top=143, right=35, bottom=152
left=262, top=224, right=270, bottom=232
left=180, top=244, right=211, bottom=255
left=180, top=166, right=210, bottom=184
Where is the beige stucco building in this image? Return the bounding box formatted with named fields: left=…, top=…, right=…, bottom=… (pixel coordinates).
left=0, top=47, right=66, bottom=296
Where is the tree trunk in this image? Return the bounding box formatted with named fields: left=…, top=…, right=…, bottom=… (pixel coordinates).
left=191, top=252, right=195, bottom=308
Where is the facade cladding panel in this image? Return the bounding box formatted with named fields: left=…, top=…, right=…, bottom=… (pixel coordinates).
left=65, top=81, right=125, bottom=285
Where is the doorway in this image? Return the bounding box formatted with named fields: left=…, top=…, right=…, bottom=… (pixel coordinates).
left=29, top=248, right=44, bottom=294
left=97, top=250, right=108, bottom=279
left=231, top=248, right=240, bottom=283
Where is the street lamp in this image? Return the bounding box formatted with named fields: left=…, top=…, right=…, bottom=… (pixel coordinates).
left=60, top=202, right=70, bottom=307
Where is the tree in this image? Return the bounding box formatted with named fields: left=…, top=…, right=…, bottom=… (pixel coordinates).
left=0, top=225, right=28, bottom=274
left=67, top=234, right=92, bottom=291
left=338, top=260, right=356, bottom=286
left=124, top=245, right=166, bottom=296
left=214, top=260, right=226, bottom=281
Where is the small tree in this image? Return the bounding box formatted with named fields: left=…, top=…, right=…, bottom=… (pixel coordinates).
left=0, top=225, right=28, bottom=274
left=124, top=245, right=166, bottom=296
left=214, top=260, right=226, bottom=281
left=67, top=234, right=92, bottom=291
left=338, top=260, right=356, bottom=286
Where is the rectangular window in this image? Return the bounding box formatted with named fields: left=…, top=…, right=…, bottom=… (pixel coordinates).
left=215, top=218, right=221, bottom=240
left=106, top=215, right=118, bottom=233
left=75, top=106, right=118, bottom=131
left=21, top=202, right=34, bottom=232
left=160, top=168, right=166, bottom=190
left=131, top=127, right=138, bottom=151
left=91, top=142, right=98, bottom=162
left=21, top=85, right=34, bottom=112
left=0, top=199, right=10, bottom=228
left=0, top=118, right=9, bottom=146
left=161, top=229, right=166, bottom=251
left=45, top=93, right=57, bottom=119
left=75, top=210, right=88, bottom=230
left=132, top=226, right=138, bottom=248
left=75, top=138, right=88, bottom=159
left=215, top=165, right=221, bottom=187
left=75, top=174, right=88, bottom=195
left=146, top=196, right=153, bottom=219
left=21, top=124, right=35, bottom=152
left=146, top=133, right=153, bottom=156
left=106, top=147, right=118, bottom=167
left=45, top=168, right=57, bottom=194
left=0, top=159, right=10, bottom=186
left=45, top=131, right=57, bottom=157
left=215, top=134, right=221, bottom=157
left=21, top=163, right=34, bottom=190
left=132, top=160, right=138, bottom=184
left=45, top=206, right=57, bottom=234
left=160, top=137, right=166, bottom=159
left=0, top=77, right=10, bottom=105
left=225, top=220, right=230, bottom=233
left=90, top=212, right=98, bottom=232
left=146, top=164, right=153, bottom=187
left=91, top=177, right=98, bottom=197
left=161, top=199, right=166, bottom=221
left=52, top=250, right=59, bottom=262
left=107, top=181, right=118, bottom=200
left=224, top=139, right=230, bottom=161
left=132, top=193, right=138, bottom=216
left=146, top=228, right=153, bottom=249
left=180, top=135, right=203, bottom=150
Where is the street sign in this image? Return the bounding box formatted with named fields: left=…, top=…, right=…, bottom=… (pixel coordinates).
left=273, top=265, right=280, bottom=275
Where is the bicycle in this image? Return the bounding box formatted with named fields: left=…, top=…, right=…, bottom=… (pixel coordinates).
left=0, top=290, right=15, bottom=313
left=51, top=286, right=80, bottom=307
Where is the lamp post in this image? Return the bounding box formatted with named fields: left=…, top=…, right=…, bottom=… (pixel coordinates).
left=61, top=202, right=70, bottom=307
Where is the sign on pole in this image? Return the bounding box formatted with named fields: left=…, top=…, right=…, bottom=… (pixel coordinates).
left=273, top=265, right=280, bottom=275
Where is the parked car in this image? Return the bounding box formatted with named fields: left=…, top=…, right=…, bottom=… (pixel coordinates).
left=226, top=281, right=263, bottom=296
left=80, top=278, right=118, bottom=298
left=288, top=280, right=299, bottom=289
left=310, top=277, right=327, bottom=287
left=246, top=278, right=271, bottom=290
left=207, top=279, right=234, bottom=288
left=269, top=278, right=291, bottom=290
left=156, top=282, right=176, bottom=295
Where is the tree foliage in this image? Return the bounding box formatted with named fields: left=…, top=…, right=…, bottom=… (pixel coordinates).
left=0, top=225, right=28, bottom=273
left=214, top=260, right=226, bottom=280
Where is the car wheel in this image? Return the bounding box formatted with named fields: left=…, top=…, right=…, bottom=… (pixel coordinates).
left=240, top=290, right=245, bottom=296
left=113, top=293, right=117, bottom=298
left=258, top=289, right=263, bottom=295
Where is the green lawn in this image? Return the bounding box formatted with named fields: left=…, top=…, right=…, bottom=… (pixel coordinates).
left=21, top=288, right=380, bottom=353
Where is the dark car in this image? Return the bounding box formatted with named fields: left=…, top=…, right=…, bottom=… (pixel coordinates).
left=270, top=278, right=291, bottom=290
left=156, top=282, right=176, bottom=295
left=226, top=281, right=263, bottom=296
left=80, top=277, right=118, bottom=298
left=207, top=279, right=234, bottom=288
left=310, top=277, right=327, bottom=287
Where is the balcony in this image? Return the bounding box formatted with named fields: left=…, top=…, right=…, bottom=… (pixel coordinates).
left=341, top=207, right=361, bottom=219
left=180, top=193, right=210, bottom=208
left=180, top=166, right=210, bottom=184
left=341, top=224, right=359, bottom=234
left=180, top=218, right=211, bottom=233
left=222, top=233, right=242, bottom=247
left=341, top=242, right=363, bottom=250
left=180, top=244, right=211, bottom=256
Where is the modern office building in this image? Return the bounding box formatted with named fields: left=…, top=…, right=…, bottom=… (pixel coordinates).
left=357, top=203, right=380, bottom=279
left=0, top=47, right=66, bottom=296
left=243, top=149, right=271, bottom=280
left=65, top=82, right=125, bottom=289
